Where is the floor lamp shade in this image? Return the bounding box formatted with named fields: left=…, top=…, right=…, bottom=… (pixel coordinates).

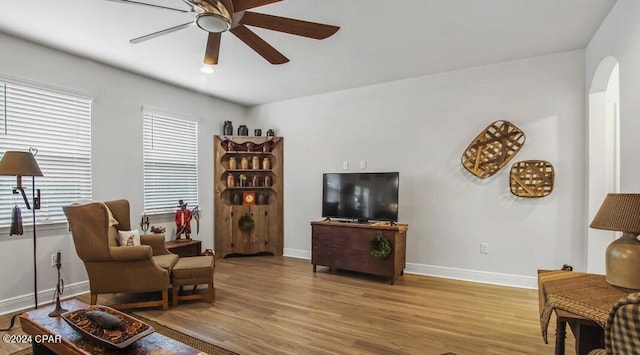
left=590, top=193, right=640, bottom=289
left=0, top=151, right=43, bottom=178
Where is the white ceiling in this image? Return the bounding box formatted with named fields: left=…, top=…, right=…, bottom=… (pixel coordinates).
left=0, top=0, right=616, bottom=107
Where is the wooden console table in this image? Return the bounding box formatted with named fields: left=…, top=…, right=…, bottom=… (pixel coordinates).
left=166, top=239, right=202, bottom=257
left=311, top=220, right=407, bottom=284
left=19, top=299, right=202, bottom=355
left=538, top=270, right=633, bottom=355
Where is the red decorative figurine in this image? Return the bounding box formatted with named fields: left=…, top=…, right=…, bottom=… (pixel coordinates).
left=175, top=200, right=192, bottom=240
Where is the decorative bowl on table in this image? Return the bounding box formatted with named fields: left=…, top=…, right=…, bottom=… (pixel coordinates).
left=61, top=305, right=154, bottom=349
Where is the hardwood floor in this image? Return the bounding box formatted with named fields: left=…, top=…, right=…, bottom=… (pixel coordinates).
left=0, top=256, right=570, bottom=354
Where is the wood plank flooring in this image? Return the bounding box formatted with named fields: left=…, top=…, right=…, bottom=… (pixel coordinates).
left=0, top=256, right=570, bottom=354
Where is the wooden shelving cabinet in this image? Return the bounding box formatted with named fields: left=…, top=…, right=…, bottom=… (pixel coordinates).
left=214, top=135, right=283, bottom=258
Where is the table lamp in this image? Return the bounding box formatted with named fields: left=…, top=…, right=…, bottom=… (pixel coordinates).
left=0, top=150, right=43, bottom=309
left=590, top=193, right=640, bottom=289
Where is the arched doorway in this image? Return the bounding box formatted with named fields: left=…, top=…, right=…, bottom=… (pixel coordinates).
left=587, top=56, right=620, bottom=273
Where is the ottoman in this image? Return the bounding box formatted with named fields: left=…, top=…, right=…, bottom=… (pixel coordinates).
left=171, top=255, right=215, bottom=306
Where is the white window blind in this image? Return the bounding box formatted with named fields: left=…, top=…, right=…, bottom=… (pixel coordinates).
left=0, top=80, right=92, bottom=227
left=143, top=111, right=198, bottom=214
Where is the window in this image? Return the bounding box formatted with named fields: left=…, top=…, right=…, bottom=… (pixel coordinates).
left=143, top=110, right=198, bottom=214
left=0, top=79, right=92, bottom=227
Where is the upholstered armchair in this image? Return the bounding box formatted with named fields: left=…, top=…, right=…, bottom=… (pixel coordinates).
left=63, top=199, right=178, bottom=310
left=588, top=292, right=640, bottom=355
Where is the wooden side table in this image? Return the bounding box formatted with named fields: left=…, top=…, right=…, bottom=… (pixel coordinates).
left=166, top=239, right=202, bottom=257
left=554, top=309, right=603, bottom=355
left=538, top=270, right=629, bottom=355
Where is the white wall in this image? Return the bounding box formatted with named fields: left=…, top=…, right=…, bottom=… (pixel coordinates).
left=0, top=33, right=245, bottom=313
left=585, top=0, right=640, bottom=271
left=248, top=51, right=586, bottom=288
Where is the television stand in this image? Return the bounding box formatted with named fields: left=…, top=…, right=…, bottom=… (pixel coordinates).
left=310, top=220, right=407, bottom=284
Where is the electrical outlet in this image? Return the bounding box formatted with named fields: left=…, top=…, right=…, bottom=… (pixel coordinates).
left=342, top=161, right=349, bottom=170
left=480, top=243, right=489, bottom=254
left=51, top=254, right=58, bottom=267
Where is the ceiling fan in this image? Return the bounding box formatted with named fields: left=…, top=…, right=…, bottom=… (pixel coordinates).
left=107, top=0, right=340, bottom=65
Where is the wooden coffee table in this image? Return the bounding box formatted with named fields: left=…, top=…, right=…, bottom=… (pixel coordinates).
left=20, top=299, right=203, bottom=355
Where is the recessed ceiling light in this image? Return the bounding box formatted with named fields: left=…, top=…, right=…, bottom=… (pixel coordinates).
left=201, top=65, right=216, bottom=74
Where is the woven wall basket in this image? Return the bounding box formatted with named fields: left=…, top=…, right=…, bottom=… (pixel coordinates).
left=461, top=120, right=526, bottom=179
left=509, top=160, right=555, bottom=198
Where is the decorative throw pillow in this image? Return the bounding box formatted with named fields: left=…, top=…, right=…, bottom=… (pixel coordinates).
left=117, top=230, right=141, bottom=247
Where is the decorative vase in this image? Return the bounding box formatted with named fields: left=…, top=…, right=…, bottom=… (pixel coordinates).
left=233, top=193, right=241, bottom=205
left=252, top=175, right=260, bottom=187
left=223, top=121, right=233, bottom=136
left=252, top=156, right=260, bottom=169
left=240, top=157, right=249, bottom=169
left=239, top=174, right=247, bottom=187
left=226, top=173, right=235, bottom=187
left=254, top=129, right=262, bottom=136
left=229, top=156, right=237, bottom=169
left=257, top=193, right=266, bottom=205
left=264, top=175, right=271, bottom=187
left=262, top=157, right=271, bottom=170
left=238, top=125, right=248, bottom=136
left=266, top=129, right=275, bottom=137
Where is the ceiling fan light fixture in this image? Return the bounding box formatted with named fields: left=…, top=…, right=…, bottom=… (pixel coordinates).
left=196, top=13, right=231, bottom=33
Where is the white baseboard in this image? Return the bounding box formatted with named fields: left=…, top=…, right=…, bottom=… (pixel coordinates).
left=0, top=280, right=89, bottom=315
left=283, top=250, right=537, bottom=289
left=284, top=248, right=311, bottom=260
left=405, top=263, right=537, bottom=289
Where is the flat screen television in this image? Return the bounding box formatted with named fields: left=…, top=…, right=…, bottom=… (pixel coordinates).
left=322, top=172, right=399, bottom=222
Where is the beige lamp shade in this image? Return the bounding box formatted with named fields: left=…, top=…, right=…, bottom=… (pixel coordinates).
left=590, top=193, right=640, bottom=289
left=0, top=151, right=43, bottom=177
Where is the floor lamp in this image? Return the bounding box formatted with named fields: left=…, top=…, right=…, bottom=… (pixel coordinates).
left=0, top=150, right=43, bottom=315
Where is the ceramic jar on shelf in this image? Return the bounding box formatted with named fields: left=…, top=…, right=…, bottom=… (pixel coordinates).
left=240, top=157, right=249, bottom=169
left=238, top=125, right=248, bottom=136
left=252, top=156, right=260, bottom=169
left=229, top=156, right=237, bottom=169
left=262, top=157, right=271, bottom=170
left=223, top=121, right=233, bottom=136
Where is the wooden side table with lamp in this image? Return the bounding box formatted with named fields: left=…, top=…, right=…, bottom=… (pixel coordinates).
left=538, top=193, right=640, bottom=354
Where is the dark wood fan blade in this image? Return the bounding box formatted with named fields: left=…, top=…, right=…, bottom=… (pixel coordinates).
left=105, top=0, right=189, bottom=12
left=240, top=11, right=339, bottom=39
left=204, top=33, right=222, bottom=65
left=232, top=0, right=282, bottom=12
left=230, top=25, right=289, bottom=64
left=130, top=22, right=194, bottom=44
